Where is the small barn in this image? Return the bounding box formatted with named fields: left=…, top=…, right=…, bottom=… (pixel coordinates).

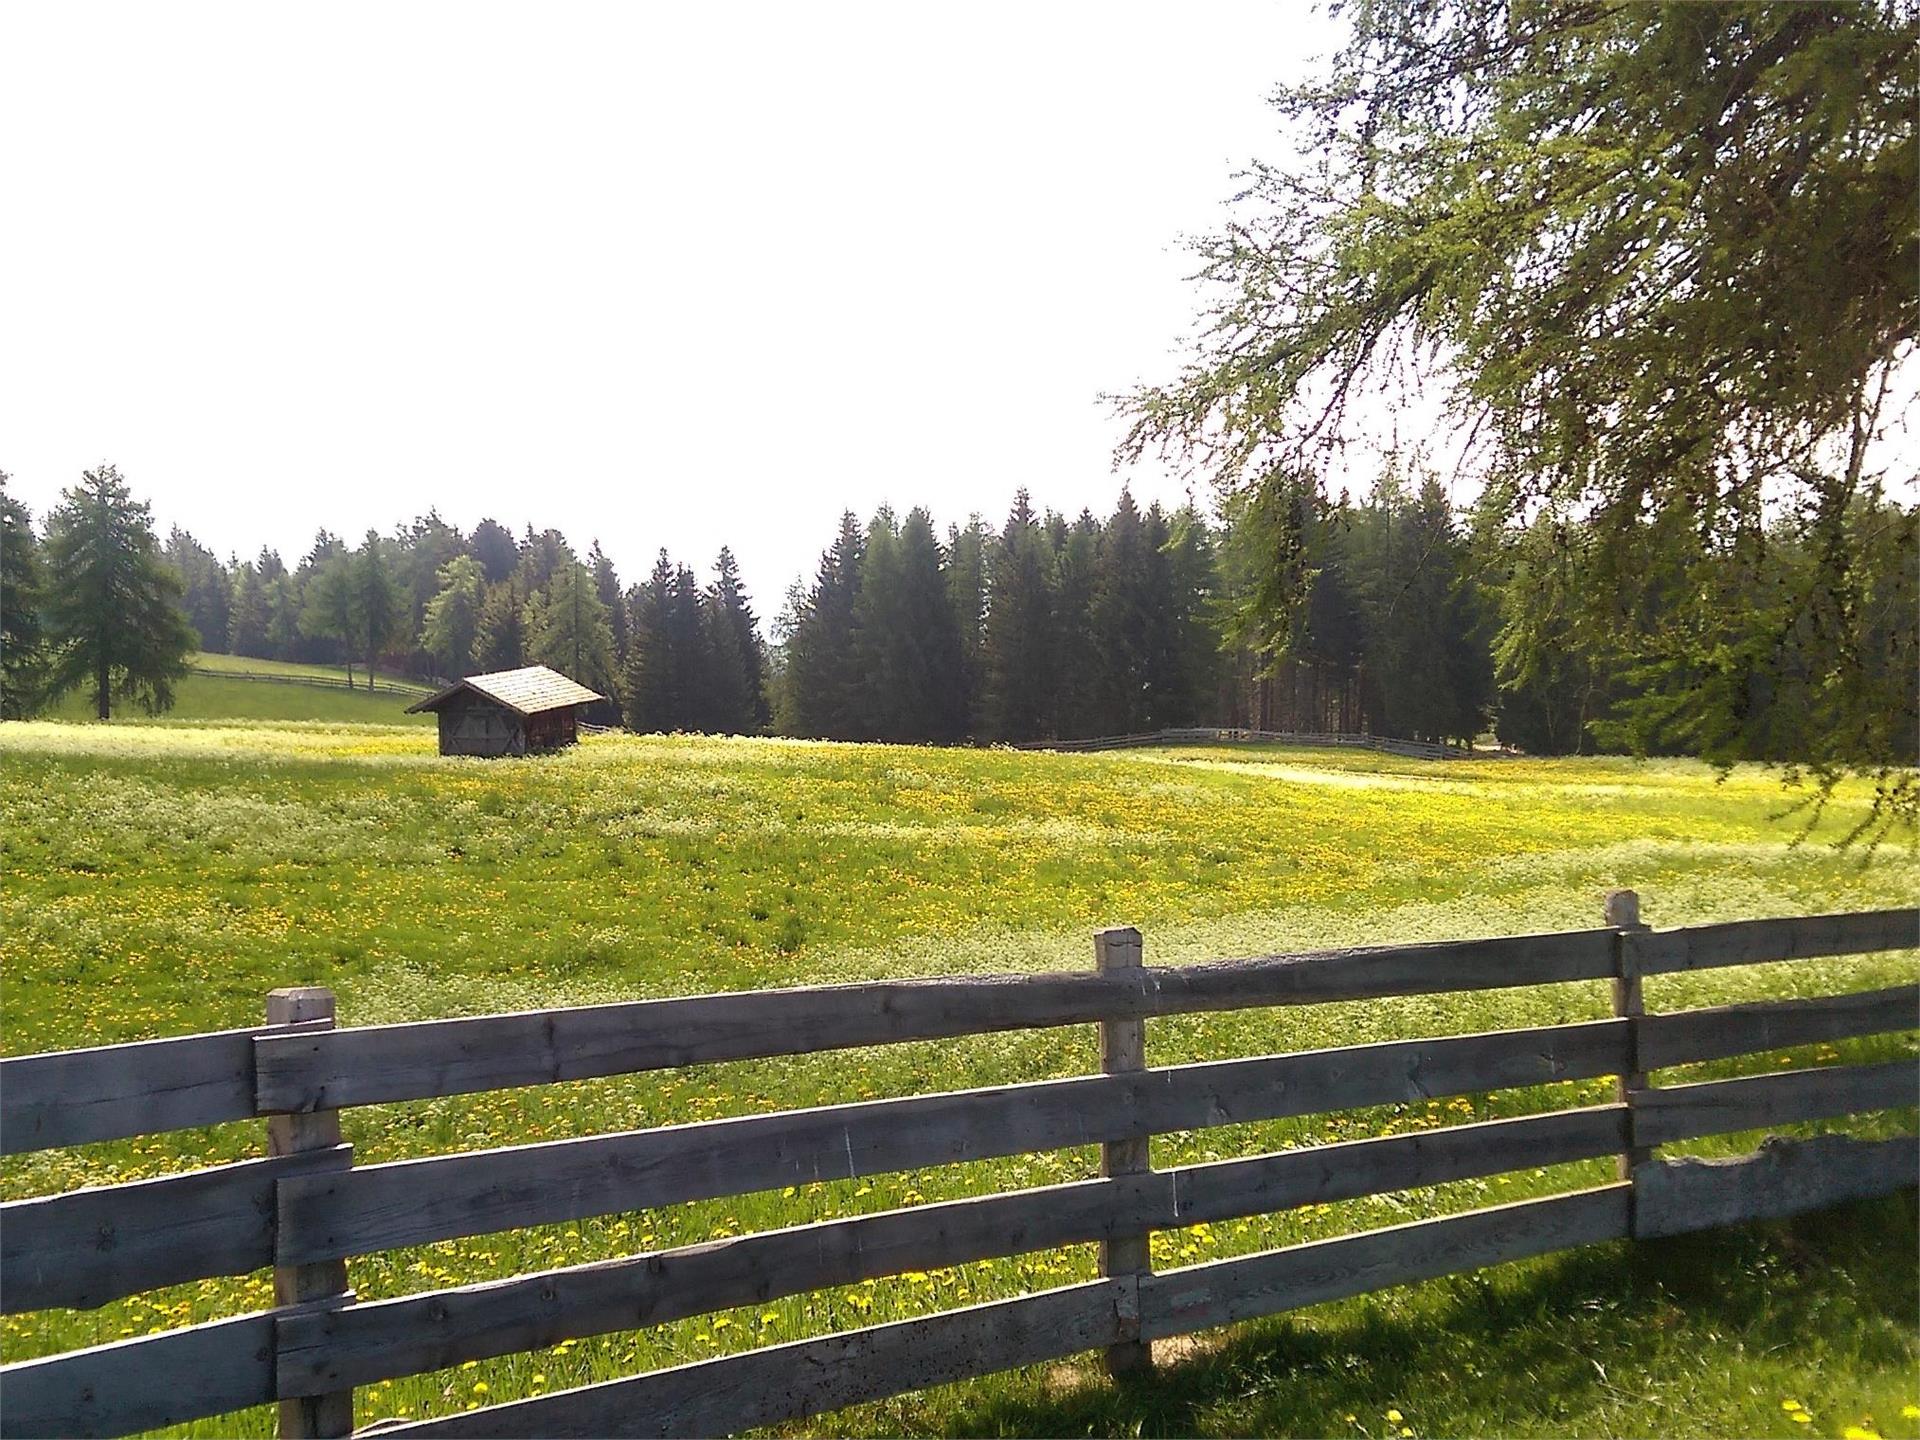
left=408, top=665, right=607, bottom=757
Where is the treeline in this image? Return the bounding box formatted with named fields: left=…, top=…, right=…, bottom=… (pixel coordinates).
left=775, top=492, right=1219, bottom=743
left=8, top=464, right=1908, bottom=759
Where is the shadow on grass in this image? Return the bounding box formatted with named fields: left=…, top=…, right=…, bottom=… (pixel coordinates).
left=945, top=1194, right=1919, bottom=1438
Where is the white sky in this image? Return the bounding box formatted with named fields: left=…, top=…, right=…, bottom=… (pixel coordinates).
left=1, top=2, right=1334, bottom=605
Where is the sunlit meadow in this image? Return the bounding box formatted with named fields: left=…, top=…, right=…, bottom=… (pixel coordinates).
left=1, top=720, right=1915, bottom=1439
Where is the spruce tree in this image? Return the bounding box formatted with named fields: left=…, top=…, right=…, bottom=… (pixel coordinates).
left=589, top=542, right=628, bottom=668
left=475, top=579, right=527, bottom=671
left=227, top=562, right=270, bottom=659
left=1, top=476, right=46, bottom=718
left=945, top=518, right=990, bottom=736
left=1088, top=490, right=1151, bottom=734
left=422, top=555, right=486, bottom=677
left=1049, top=511, right=1102, bottom=739
left=624, top=552, right=677, bottom=732
left=778, top=513, right=865, bottom=739
left=164, top=528, right=231, bottom=653
left=707, top=547, right=767, bottom=731
left=41, top=464, right=195, bottom=719
left=981, top=491, right=1054, bottom=740
left=469, top=519, right=519, bottom=584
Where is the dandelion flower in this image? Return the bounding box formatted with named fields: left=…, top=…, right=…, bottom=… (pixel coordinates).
left=1387, top=1409, right=1404, bottom=1424
left=1782, top=1401, right=1804, bottom=1413
left=472, top=1382, right=489, bottom=1396
left=1902, top=1407, right=1920, bottom=1421
left=1842, top=1428, right=1879, bottom=1440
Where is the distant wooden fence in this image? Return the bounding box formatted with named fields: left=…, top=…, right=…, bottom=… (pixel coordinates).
left=3, top=898, right=1914, bottom=1438
left=1016, top=727, right=1479, bottom=759
left=187, top=664, right=437, bottom=699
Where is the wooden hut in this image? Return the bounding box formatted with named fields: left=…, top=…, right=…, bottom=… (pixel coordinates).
left=407, top=665, right=606, bottom=757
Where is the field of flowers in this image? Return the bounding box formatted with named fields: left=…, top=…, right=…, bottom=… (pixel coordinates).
left=1, top=720, right=1915, bottom=1439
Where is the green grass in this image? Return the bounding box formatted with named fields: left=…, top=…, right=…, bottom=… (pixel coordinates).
left=45, top=661, right=435, bottom=725
left=0, top=723, right=1914, bottom=1438
left=186, top=651, right=432, bottom=688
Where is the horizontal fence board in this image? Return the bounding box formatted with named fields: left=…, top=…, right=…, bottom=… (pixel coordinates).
left=1637, top=909, right=1918, bottom=976
left=1640, top=985, right=1919, bottom=1071
left=278, top=1020, right=1628, bottom=1263
left=255, top=931, right=1617, bottom=1113
left=0, top=1022, right=324, bottom=1155
left=277, top=1106, right=1626, bottom=1394
left=1634, top=1133, right=1920, bottom=1239
left=1632, top=1059, right=1919, bottom=1148
left=0, top=1311, right=275, bottom=1439
left=1140, top=1184, right=1631, bottom=1339
left=2, top=1144, right=352, bottom=1314
left=375, top=1278, right=1135, bottom=1438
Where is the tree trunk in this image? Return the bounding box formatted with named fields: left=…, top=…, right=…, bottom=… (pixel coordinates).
left=95, top=653, right=110, bottom=720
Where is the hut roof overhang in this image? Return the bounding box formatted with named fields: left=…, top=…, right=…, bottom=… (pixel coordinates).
left=407, top=665, right=606, bottom=718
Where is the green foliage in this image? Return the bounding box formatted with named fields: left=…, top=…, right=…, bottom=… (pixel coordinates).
left=0, top=475, right=46, bottom=718
left=0, top=722, right=1913, bottom=1434
left=39, top=464, right=196, bottom=720
left=1124, top=1, right=1918, bottom=813
left=526, top=559, right=618, bottom=699
left=421, top=555, right=486, bottom=677
left=475, top=577, right=527, bottom=672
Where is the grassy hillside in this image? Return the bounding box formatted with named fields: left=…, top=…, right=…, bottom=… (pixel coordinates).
left=186, top=651, right=434, bottom=691
left=44, top=663, right=435, bottom=725
left=1, top=725, right=1913, bottom=1438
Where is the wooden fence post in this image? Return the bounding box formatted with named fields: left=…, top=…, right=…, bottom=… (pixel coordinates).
left=1094, top=926, right=1153, bottom=1379
left=1605, top=891, right=1653, bottom=1184
left=267, top=987, right=355, bottom=1439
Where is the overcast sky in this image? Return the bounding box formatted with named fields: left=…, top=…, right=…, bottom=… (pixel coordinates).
left=1, top=2, right=1335, bottom=604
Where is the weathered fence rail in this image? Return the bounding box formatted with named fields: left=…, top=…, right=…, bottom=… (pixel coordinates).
left=186, top=664, right=436, bottom=698
left=1014, top=727, right=1480, bottom=759
left=2, top=898, right=1914, bottom=1438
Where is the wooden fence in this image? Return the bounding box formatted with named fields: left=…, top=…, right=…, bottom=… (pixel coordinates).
left=186, top=665, right=437, bottom=699
left=2, top=898, right=1914, bottom=1438
left=1015, top=727, right=1478, bottom=759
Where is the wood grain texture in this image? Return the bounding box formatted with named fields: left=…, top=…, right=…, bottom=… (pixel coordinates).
left=1094, top=926, right=1152, bottom=1377
left=276, top=1105, right=1626, bottom=1395
left=0, top=1021, right=326, bottom=1155
left=1633, top=1133, right=1919, bottom=1239
left=1139, top=1184, right=1632, bottom=1339
left=369, top=1279, right=1136, bottom=1438
left=264, top=987, right=356, bottom=1440
left=277, top=1020, right=1628, bottom=1263
left=1638, top=985, right=1918, bottom=1071
left=1, top=1144, right=350, bottom=1314
left=1631, top=1059, right=1919, bottom=1148
left=1636, top=909, right=1917, bottom=976
left=253, top=930, right=1619, bottom=1113
left=0, top=1311, right=275, bottom=1439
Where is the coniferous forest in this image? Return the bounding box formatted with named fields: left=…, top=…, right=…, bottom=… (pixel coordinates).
left=4, top=463, right=1911, bottom=758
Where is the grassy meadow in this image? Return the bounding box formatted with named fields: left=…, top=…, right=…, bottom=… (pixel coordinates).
left=45, top=653, right=435, bottom=726
left=0, top=717, right=1915, bottom=1439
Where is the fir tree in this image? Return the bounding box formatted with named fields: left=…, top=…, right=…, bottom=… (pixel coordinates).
left=422, top=555, right=486, bottom=677
left=981, top=491, right=1054, bottom=741
left=1, top=476, right=46, bottom=718
left=227, top=562, right=271, bottom=658
left=707, top=547, right=767, bottom=731
left=475, top=579, right=527, bottom=671
left=469, top=518, right=519, bottom=584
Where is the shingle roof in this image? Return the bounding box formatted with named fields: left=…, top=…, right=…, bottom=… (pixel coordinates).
left=407, top=665, right=606, bottom=717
